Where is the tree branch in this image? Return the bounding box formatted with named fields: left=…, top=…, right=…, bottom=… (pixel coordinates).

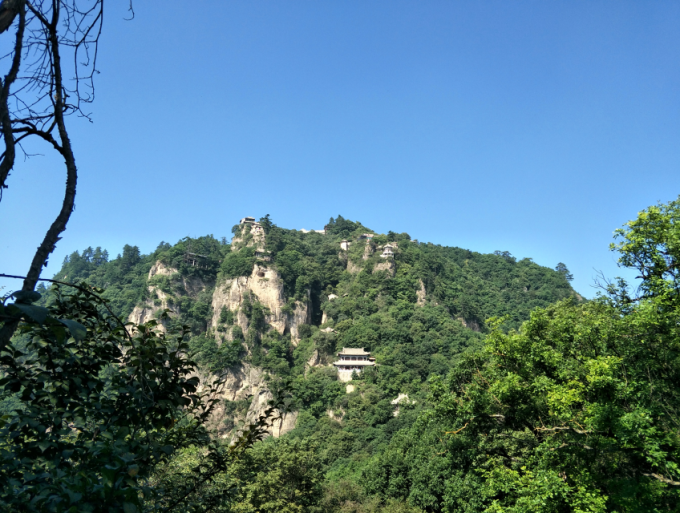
left=0, top=0, right=25, bottom=195
left=0, top=273, right=131, bottom=340
left=643, top=473, right=680, bottom=487
left=0, top=0, right=22, bottom=34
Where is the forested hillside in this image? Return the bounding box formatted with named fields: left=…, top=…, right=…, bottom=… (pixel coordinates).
left=30, top=215, right=580, bottom=511
left=6, top=205, right=680, bottom=511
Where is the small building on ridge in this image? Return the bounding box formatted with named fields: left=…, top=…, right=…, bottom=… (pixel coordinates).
left=333, top=347, right=376, bottom=382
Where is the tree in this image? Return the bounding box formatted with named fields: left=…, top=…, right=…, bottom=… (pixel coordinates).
left=493, top=250, right=515, bottom=262
left=555, top=262, right=574, bottom=281
left=260, top=214, right=273, bottom=234
left=0, top=282, right=285, bottom=511
left=364, top=197, right=680, bottom=511
left=610, top=196, right=680, bottom=304
left=231, top=438, right=323, bottom=513
left=0, top=0, right=114, bottom=347
left=120, top=244, right=142, bottom=272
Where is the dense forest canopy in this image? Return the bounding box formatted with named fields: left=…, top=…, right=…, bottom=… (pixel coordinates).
left=1, top=1, right=675, bottom=510
left=1, top=215, right=592, bottom=511
left=50, top=217, right=576, bottom=329
left=8, top=203, right=680, bottom=511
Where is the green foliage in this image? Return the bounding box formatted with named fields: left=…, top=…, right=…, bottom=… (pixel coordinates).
left=219, top=306, right=235, bottom=325
left=325, top=216, right=368, bottom=239
left=38, top=214, right=584, bottom=511
left=250, top=301, right=267, bottom=332
left=155, top=235, right=228, bottom=279
left=232, top=325, right=245, bottom=342
left=319, top=479, right=423, bottom=512
left=49, top=244, right=151, bottom=319
left=297, top=323, right=313, bottom=339
left=231, top=438, right=323, bottom=512
left=220, top=246, right=257, bottom=279
left=252, top=331, right=294, bottom=375
left=166, top=285, right=216, bottom=336
left=555, top=262, right=574, bottom=281
left=44, top=236, right=228, bottom=322
left=259, top=214, right=273, bottom=234
left=359, top=197, right=680, bottom=512
left=0, top=286, right=221, bottom=511
left=189, top=334, right=243, bottom=374
left=611, top=196, right=680, bottom=304
left=261, top=216, right=577, bottom=331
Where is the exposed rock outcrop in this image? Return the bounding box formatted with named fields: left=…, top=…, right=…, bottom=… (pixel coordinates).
left=210, top=264, right=311, bottom=343
left=416, top=279, right=426, bottom=305
left=328, top=408, right=345, bottom=423
left=306, top=349, right=320, bottom=369
left=230, top=224, right=265, bottom=251
left=127, top=261, right=180, bottom=331
left=202, top=362, right=298, bottom=439
left=127, top=260, right=211, bottom=332
left=243, top=388, right=299, bottom=438
left=391, top=393, right=415, bottom=417
left=347, top=242, right=373, bottom=274
left=457, top=317, right=481, bottom=332
left=373, top=259, right=395, bottom=276
left=347, top=260, right=362, bottom=274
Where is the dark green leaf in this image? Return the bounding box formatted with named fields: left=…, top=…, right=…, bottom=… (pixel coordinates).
left=58, top=319, right=87, bottom=341
left=13, top=303, right=49, bottom=324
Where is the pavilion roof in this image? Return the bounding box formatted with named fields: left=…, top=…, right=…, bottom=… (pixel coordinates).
left=337, top=347, right=370, bottom=356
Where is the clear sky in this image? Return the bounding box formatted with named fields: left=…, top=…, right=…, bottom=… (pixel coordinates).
left=1, top=1, right=679, bottom=298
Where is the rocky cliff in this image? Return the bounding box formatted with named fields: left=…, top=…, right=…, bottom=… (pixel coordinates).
left=210, top=264, right=310, bottom=343
left=127, top=261, right=181, bottom=330
left=201, top=362, right=298, bottom=439
left=127, top=260, right=211, bottom=331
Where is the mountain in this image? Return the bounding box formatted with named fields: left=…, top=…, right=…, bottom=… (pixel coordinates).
left=44, top=215, right=580, bottom=504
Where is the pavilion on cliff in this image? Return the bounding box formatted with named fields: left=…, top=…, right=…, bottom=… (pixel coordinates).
left=333, top=348, right=376, bottom=382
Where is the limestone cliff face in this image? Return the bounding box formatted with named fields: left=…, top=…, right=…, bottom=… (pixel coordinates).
left=210, top=264, right=311, bottom=343
left=230, top=224, right=265, bottom=252
left=457, top=317, right=481, bottom=332
left=127, top=261, right=180, bottom=331
left=243, top=387, right=299, bottom=438
left=346, top=260, right=362, bottom=274
left=201, top=362, right=298, bottom=440
left=416, top=279, right=426, bottom=306
left=373, top=259, right=396, bottom=276
left=127, top=260, right=211, bottom=331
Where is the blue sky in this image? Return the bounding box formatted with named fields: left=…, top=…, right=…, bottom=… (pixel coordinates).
left=1, top=0, right=679, bottom=297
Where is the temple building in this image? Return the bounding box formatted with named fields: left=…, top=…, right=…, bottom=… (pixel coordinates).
left=183, top=252, right=208, bottom=268
left=333, top=347, right=376, bottom=382
left=380, top=244, right=395, bottom=258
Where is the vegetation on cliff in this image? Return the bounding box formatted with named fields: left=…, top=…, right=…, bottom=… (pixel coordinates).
left=8, top=213, right=588, bottom=511
left=11, top=199, right=680, bottom=511
left=357, top=198, right=680, bottom=511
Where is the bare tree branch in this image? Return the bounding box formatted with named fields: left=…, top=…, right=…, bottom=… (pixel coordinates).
left=0, top=0, right=25, bottom=194
left=0, top=0, right=108, bottom=346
